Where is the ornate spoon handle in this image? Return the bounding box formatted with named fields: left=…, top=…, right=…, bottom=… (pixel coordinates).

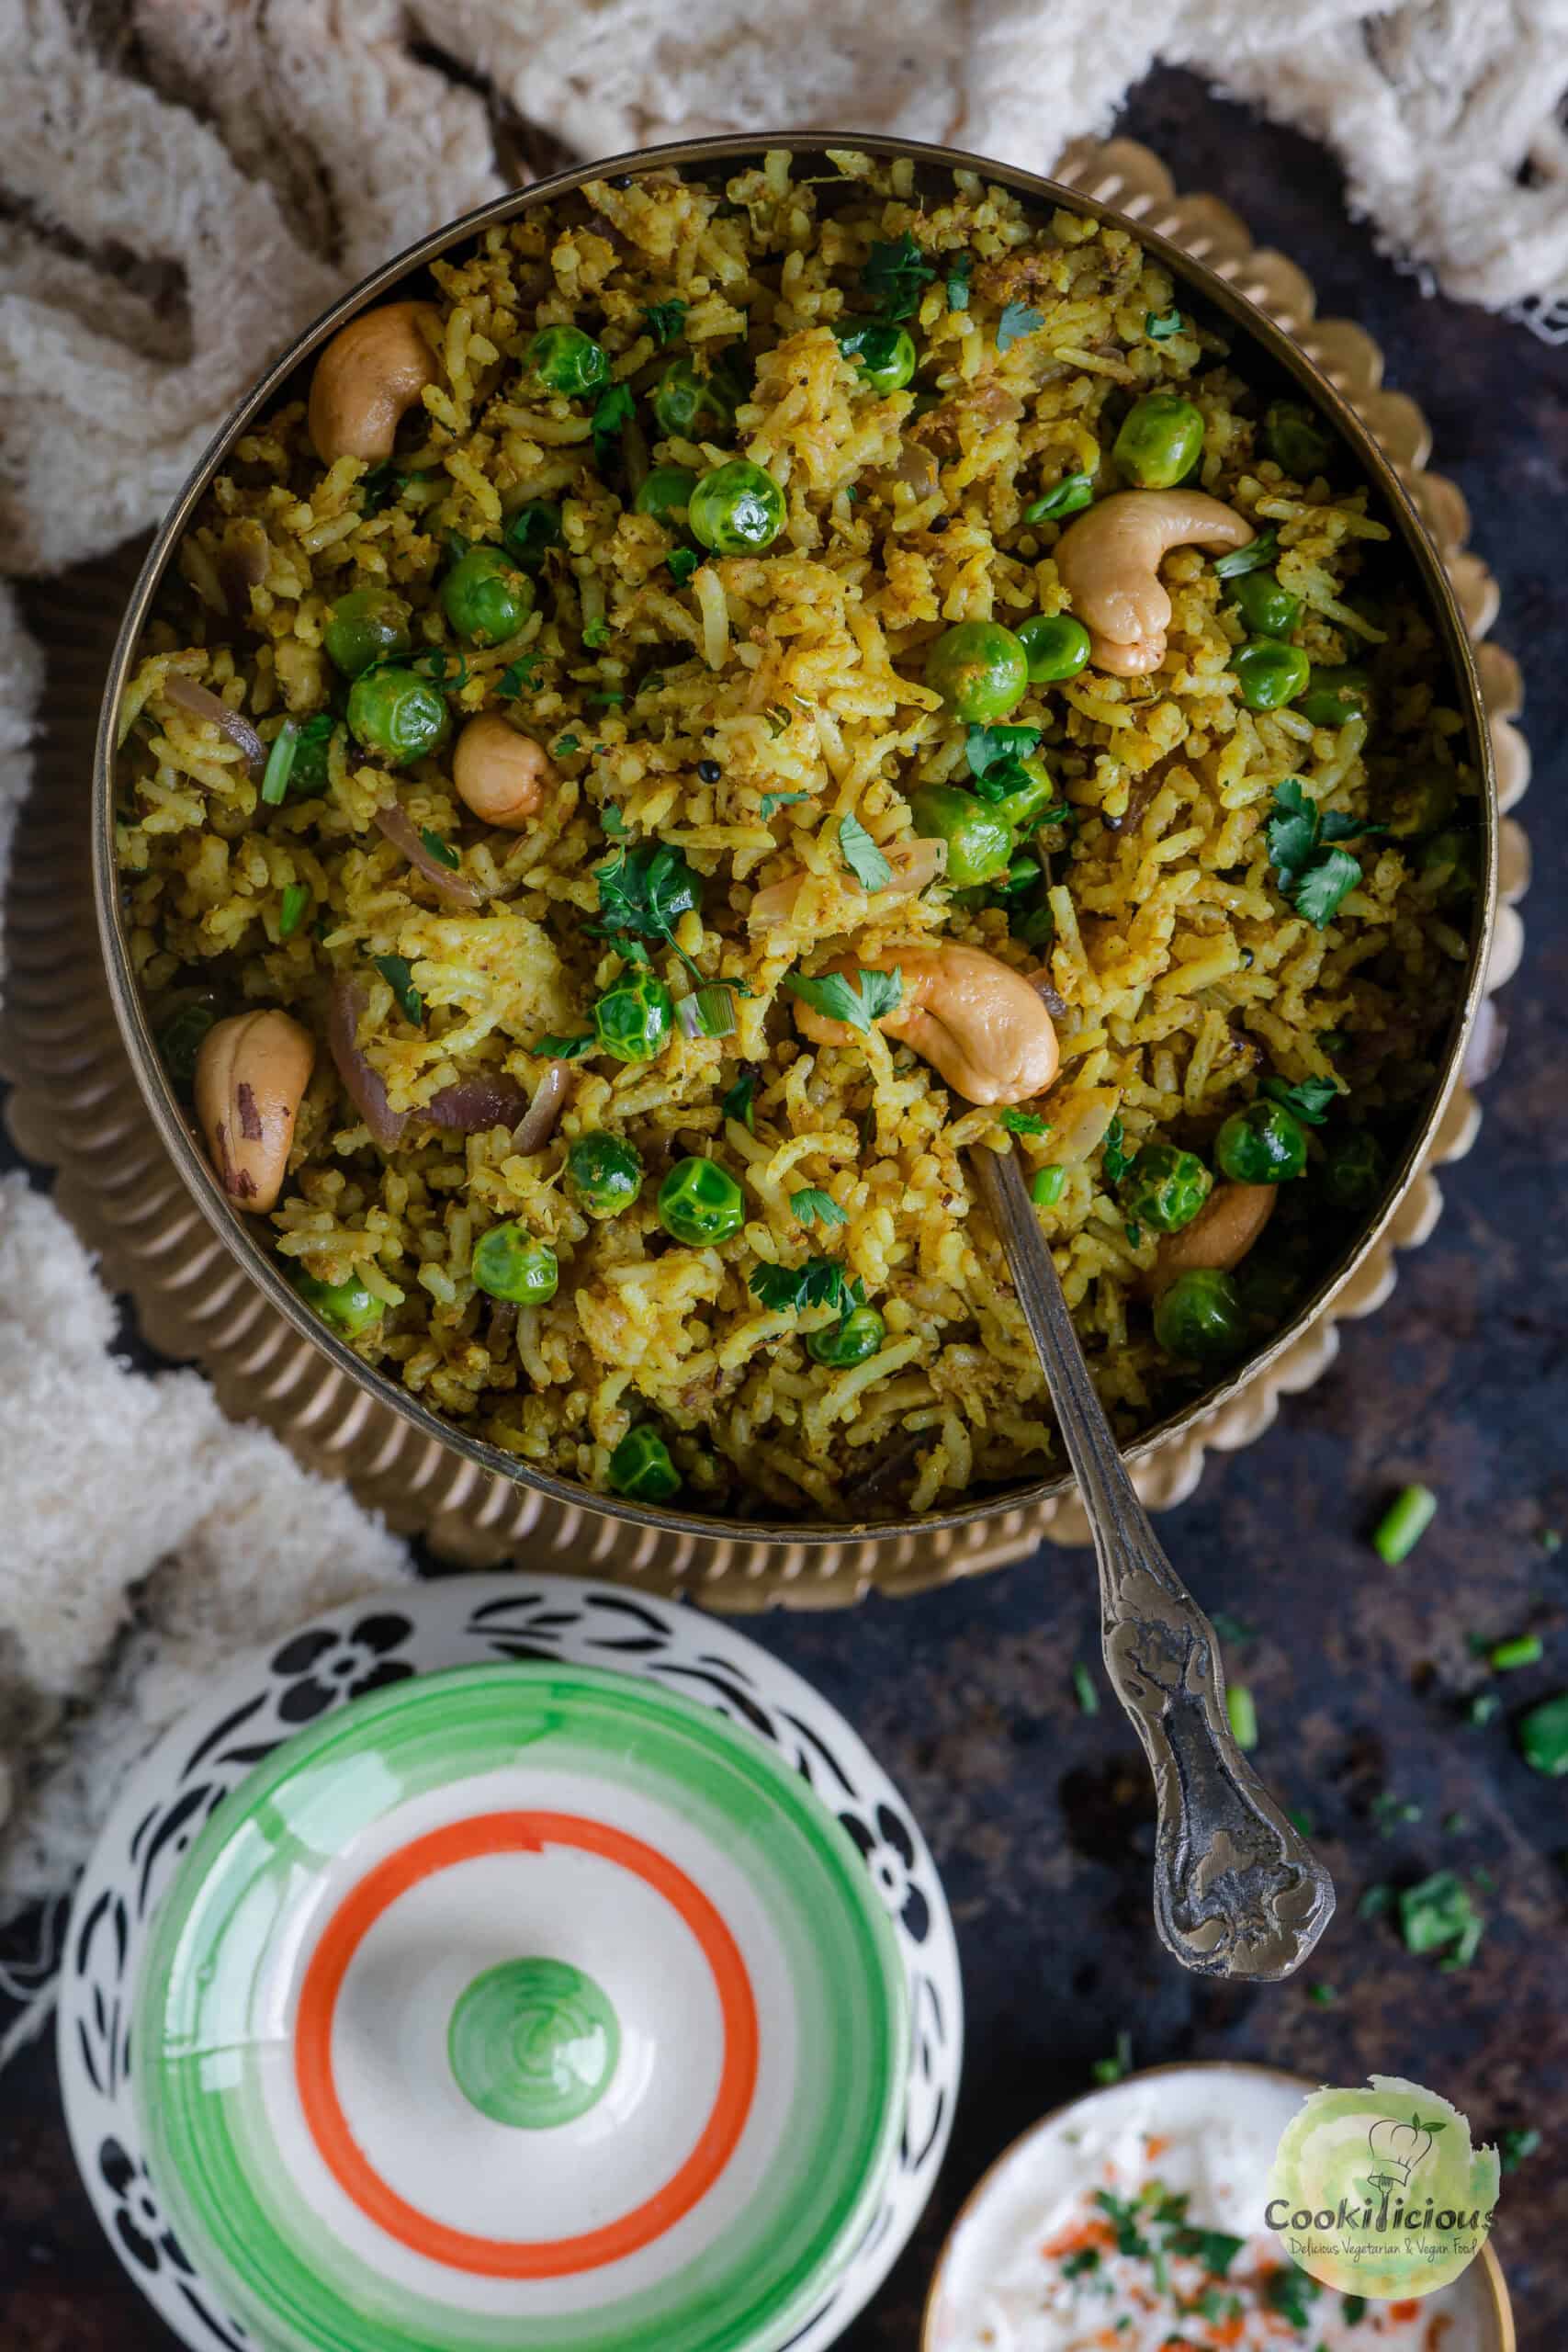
left=971, top=1143, right=1336, bottom=1979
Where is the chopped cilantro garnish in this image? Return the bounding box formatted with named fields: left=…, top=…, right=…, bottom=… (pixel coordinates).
left=1145, top=307, right=1184, bottom=339
left=601, top=805, right=629, bottom=840
left=582, top=615, right=613, bottom=649
left=1265, top=777, right=1385, bottom=930
left=531, top=1032, right=598, bottom=1059
left=721, top=1071, right=758, bottom=1131
left=1060, top=2247, right=1100, bottom=2278
left=1294, top=846, right=1365, bottom=928
left=592, top=839, right=704, bottom=981
left=1168, top=2227, right=1245, bottom=2278
left=418, top=826, right=459, bottom=870
left=1264, top=2264, right=1322, bottom=2329
left=784, top=966, right=903, bottom=1034
left=965, top=719, right=1043, bottom=802
left=1092, top=2190, right=1150, bottom=2260
left=761, top=789, right=809, bottom=819
left=1000, top=1107, right=1047, bottom=1136
left=749, top=1255, right=858, bottom=1317
left=504, top=501, right=562, bottom=566
left=590, top=380, right=635, bottom=469
left=358, top=462, right=415, bottom=513
left=791, top=1187, right=847, bottom=1231
left=996, top=301, right=1043, bottom=352
left=553, top=734, right=580, bottom=756
left=862, top=231, right=935, bottom=322
left=667, top=546, right=700, bottom=585
left=1101, top=1115, right=1132, bottom=1184
left=838, top=811, right=892, bottom=891
left=496, top=655, right=539, bottom=700
left=945, top=252, right=973, bottom=311
left=374, top=953, right=423, bottom=1025
left=288, top=711, right=335, bottom=795
left=642, top=299, right=687, bottom=347
left=1262, top=1072, right=1338, bottom=1125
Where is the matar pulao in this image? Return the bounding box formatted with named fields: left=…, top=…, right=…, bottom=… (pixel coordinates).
left=112, top=148, right=1479, bottom=1521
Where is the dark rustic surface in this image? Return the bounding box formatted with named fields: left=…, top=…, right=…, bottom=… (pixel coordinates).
left=2, top=62, right=1564, bottom=2352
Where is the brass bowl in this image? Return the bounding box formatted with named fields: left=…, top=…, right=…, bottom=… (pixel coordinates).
left=921, top=2063, right=1516, bottom=2352
left=92, top=132, right=1497, bottom=1549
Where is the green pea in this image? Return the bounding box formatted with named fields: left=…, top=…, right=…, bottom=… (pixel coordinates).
left=345, top=666, right=451, bottom=763
left=834, top=320, right=917, bottom=392
left=1226, top=568, right=1302, bottom=639
left=650, top=357, right=739, bottom=439
left=1299, top=664, right=1373, bottom=729
left=594, top=970, right=674, bottom=1065
left=1119, top=1142, right=1213, bottom=1234
left=607, top=1423, right=682, bottom=1502
left=1264, top=399, right=1334, bottom=479
left=470, top=1223, right=558, bottom=1305
left=1214, top=1097, right=1307, bottom=1184
left=807, top=1306, right=886, bottom=1367
left=529, top=324, right=609, bottom=398
left=292, top=1268, right=383, bottom=1337
left=687, top=459, right=786, bottom=554
left=1322, top=1129, right=1386, bottom=1210
left=1387, top=766, right=1458, bottom=840
left=657, top=1155, right=746, bottom=1245
left=924, top=619, right=1030, bottom=722
left=1235, top=637, right=1310, bottom=712
left=566, top=1131, right=645, bottom=1218
left=1113, top=393, right=1205, bottom=489
left=323, top=586, right=411, bottom=679
left=439, top=546, right=534, bottom=647
left=908, top=784, right=1015, bottom=888
left=1153, top=1268, right=1248, bottom=1361
left=1420, top=829, right=1479, bottom=904
left=633, top=466, right=698, bottom=523
left=1018, top=613, right=1092, bottom=684
left=154, top=999, right=218, bottom=1094
left=504, top=500, right=563, bottom=567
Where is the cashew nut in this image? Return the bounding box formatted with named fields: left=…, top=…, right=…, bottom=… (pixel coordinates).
left=1055, top=491, right=1254, bottom=673
left=1145, top=1180, right=1276, bottom=1294
left=195, top=1010, right=316, bottom=1212
left=308, top=301, right=443, bottom=465
left=452, top=715, right=557, bottom=829
left=791, top=943, right=1059, bottom=1105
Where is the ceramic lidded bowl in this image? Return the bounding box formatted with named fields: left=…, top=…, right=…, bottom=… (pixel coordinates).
left=130, top=1659, right=908, bottom=2352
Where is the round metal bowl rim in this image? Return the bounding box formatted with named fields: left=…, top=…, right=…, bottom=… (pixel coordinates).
left=91, top=129, right=1498, bottom=1549
left=918, top=2060, right=1516, bottom=2352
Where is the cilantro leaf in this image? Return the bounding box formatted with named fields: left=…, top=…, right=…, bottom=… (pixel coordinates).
left=600, top=805, right=629, bottom=840
left=667, top=546, right=700, bottom=585
left=784, top=966, right=903, bottom=1034
left=289, top=711, right=336, bottom=794
left=553, top=734, right=580, bottom=756
left=862, top=232, right=935, bottom=322
left=592, top=840, right=702, bottom=963
left=999, top=1107, right=1048, bottom=1136
left=359, top=463, right=414, bottom=513
left=504, top=501, right=563, bottom=566
left=791, top=1187, right=848, bottom=1230
left=418, top=826, right=459, bottom=871
left=761, top=789, right=809, bottom=819
left=582, top=615, right=613, bottom=650
left=1294, top=845, right=1364, bottom=928
left=1265, top=776, right=1320, bottom=887
left=1320, top=808, right=1387, bottom=847
left=496, top=655, right=539, bottom=700
left=721, top=1071, right=758, bottom=1130
left=749, top=1255, right=854, bottom=1317
left=997, top=301, right=1043, bottom=352
left=374, top=953, right=423, bottom=1025
left=945, top=252, right=973, bottom=311
left=643, top=299, right=687, bottom=347
left=1262, top=1073, right=1337, bottom=1125
left=836, top=319, right=910, bottom=378
left=1102, top=1114, right=1132, bottom=1184
left=1168, top=2227, right=1245, bottom=2278
left=1145, top=307, right=1184, bottom=340
left=590, top=380, right=635, bottom=469
left=965, top=720, right=1043, bottom=804
left=838, top=811, right=893, bottom=892
left=532, top=1032, right=598, bottom=1059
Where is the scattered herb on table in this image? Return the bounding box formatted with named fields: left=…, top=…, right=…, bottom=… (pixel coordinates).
left=1357, top=1882, right=1393, bottom=1920
left=1499, top=2127, right=1541, bottom=2171
left=1211, top=1610, right=1253, bottom=1644
left=1307, top=1981, right=1338, bottom=2006
left=1517, top=1690, right=1568, bottom=1777
left=1227, top=1683, right=1258, bottom=1750
left=1489, top=1632, right=1543, bottom=1671
left=1090, top=2027, right=1131, bottom=2082
left=1072, top=1660, right=1100, bottom=1717
left=1399, top=1870, right=1486, bottom=1968
left=1372, top=1792, right=1424, bottom=1836
left=1467, top=1690, right=1502, bottom=1725
left=1371, top=1483, right=1438, bottom=1565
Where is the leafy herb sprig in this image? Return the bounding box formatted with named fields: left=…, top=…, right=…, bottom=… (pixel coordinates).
left=861, top=231, right=935, bottom=322
left=590, top=840, right=705, bottom=982
left=749, top=1256, right=863, bottom=1318
left=1265, top=777, right=1385, bottom=929
left=783, top=967, right=903, bottom=1034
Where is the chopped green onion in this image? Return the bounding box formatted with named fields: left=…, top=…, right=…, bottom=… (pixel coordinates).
left=1031, top=1165, right=1066, bottom=1208
left=259, top=718, right=299, bottom=806
left=374, top=953, right=423, bottom=1025
left=278, top=882, right=310, bottom=939
left=1072, top=1660, right=1100, bottom=1715
left=1023, top=471, right=1094, bottom=526
left=1213, top=528, right=1280, bottom=581
left=1371, top=1483, right=1437, bottom=1565
left=1518, top=1691, right=1568, bottom=1777
left=1489, top=1633, right=1543, bottom=1671
left=674, top=984, right=738, bottom=1041
left=1226, top=1684, right=1258, bottom=1750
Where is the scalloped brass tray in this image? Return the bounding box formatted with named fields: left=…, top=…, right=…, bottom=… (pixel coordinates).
left=1, top=136, right=1529, bottom=1609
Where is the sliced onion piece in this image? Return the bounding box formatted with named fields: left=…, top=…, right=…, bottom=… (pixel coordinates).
left=372, top=800, right=485, bottom=910
left=163, top=673, right=266, bottom=776
left=216, top=521, right=269, bottom=623
left=327, top=976, right=407, bottom=1149
left=510, top=1059, right=572, bottom=1153
left=747, top=833, right=945, bottom=931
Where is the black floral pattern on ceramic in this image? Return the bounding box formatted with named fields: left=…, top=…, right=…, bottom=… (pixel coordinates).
left=99, top=2137, right=194, bottom=2277
left=269, top=1611, right=415, bottom=1723
left=838, top=1802, right=931, bottom=1943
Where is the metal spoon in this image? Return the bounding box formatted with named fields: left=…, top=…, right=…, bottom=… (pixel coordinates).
left=968, top=1141, right=1336, bottom=1980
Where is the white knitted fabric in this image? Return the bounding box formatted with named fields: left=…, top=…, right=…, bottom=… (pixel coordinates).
left=0, top=0, right=1563, bottom=1922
